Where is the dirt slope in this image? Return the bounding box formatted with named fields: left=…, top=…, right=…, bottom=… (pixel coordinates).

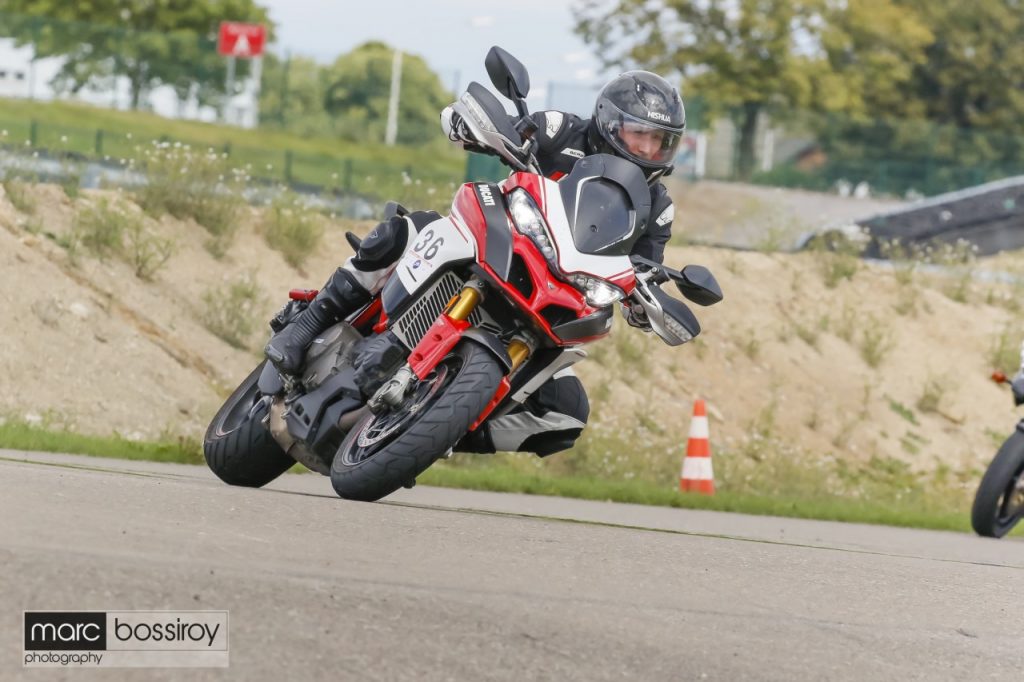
left=0, top=181, right=1017, bottom=485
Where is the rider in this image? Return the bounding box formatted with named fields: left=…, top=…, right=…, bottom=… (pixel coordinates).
left=264, top=70, right=686, bottom=456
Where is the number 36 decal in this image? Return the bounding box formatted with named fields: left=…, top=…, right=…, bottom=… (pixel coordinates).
left=412, top=229, right=444, bottom=260
left=396, top=218, right=475, bottom=292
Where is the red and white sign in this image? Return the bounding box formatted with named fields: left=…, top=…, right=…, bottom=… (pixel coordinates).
left=217, top=22, right=266, bottom=58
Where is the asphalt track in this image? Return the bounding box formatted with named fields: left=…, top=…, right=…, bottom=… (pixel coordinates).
left=2, top=449, right=1023, bottom=681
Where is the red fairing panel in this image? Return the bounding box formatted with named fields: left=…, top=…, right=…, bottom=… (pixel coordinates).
left=408, top=314, right=471, bottom=380
left=451, top=183, right=488, bottom=255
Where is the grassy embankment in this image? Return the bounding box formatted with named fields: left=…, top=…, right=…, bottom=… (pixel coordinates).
left=0, top=419, right=980, bottom=533
left=0, top=97, right=464, bottom=198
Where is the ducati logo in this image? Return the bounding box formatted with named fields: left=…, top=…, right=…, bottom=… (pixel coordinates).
left=477, top=184, right=496, bottom=207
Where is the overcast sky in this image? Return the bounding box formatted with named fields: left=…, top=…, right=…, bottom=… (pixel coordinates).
left=259, top=0, right=615, bottom=109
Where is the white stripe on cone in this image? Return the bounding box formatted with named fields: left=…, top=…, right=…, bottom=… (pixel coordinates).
left=688, top=415, right=709, bottom=440
left=681, top=456, right=714, bottom=481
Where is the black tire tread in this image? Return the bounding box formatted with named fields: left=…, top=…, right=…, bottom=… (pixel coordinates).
left=331, top=341, right=503, bottom=501
left=204, top=363, right=294, bottom=488
left=971, top=429, right=1024, bottom=538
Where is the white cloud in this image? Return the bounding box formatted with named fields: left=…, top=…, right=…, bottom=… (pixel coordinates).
left=574, top=68, right=596, bottom=81
left=469, top=16, right=495, bottom=28
left=562, top=51, right=588, bottom=64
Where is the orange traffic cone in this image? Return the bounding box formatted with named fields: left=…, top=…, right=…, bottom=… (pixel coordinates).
left=680, top=399, right=715, bottom=495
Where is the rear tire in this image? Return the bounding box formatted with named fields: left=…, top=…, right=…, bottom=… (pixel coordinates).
left=204, top=362, right=294, bottom=488
left=330, top=340, right=503, bottom=501
left=971, top=429, right=1024, bottom=538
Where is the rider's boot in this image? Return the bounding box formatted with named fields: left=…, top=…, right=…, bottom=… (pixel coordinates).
left=265, top=211, right=440, bottom=377
left=264, top=268, right=371, bottom=375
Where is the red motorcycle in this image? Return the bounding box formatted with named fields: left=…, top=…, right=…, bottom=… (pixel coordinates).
left=203, top=47, right=722, bottom=501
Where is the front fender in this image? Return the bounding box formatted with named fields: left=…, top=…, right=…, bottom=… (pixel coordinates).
left=407, top=316, right=513, bottom=380
left=462, top=328, right=513, bottom=372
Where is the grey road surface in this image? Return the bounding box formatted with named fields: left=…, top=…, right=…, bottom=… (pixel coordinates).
left=2, top=449, right=1023, bottom=681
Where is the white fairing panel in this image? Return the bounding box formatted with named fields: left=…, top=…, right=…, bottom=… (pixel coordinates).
left=536, top=177, right=634, bottom=281
left=395, top=217, right=476, bottom=294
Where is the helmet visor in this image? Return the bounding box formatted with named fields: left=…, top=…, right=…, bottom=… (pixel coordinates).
left=596, top=102, right=683, bottom=167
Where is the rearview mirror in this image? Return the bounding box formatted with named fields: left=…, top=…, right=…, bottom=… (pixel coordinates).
left=674, top=265, right=723, bottom=306
left=485, top=46, right=530, bottom=99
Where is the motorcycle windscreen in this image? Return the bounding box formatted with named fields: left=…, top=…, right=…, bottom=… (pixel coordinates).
left=557, top=154, right=651, bottom=257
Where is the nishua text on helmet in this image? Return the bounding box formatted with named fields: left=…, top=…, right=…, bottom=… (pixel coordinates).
left=648, top=111, right=670, bottom=122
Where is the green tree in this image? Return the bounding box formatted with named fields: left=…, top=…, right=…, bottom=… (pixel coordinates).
left=259, top=52, right=334, bottom=135
left=900, top=0, right=1024, bottom=133
left=811, top=0, right=932, bottom=119
left=575, top=0, right=820, bottom=179
left=321, top=41, right=452, bottom=145
left=804, top=1, right=1024, bottom=194
left=0, top=1, right=273, bottom=110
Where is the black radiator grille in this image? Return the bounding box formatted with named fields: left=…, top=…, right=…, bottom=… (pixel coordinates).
left=392, top=272, right=483, bottom=347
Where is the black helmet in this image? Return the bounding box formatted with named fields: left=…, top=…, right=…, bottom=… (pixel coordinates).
left=588, top=71, right=686, bottom=183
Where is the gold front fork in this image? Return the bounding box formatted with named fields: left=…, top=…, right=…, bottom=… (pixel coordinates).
left=447, top=286, right=481, bottom=321
left=507, top=339, right=530, bottom=371
left=447, top=282, right=531, bottom=371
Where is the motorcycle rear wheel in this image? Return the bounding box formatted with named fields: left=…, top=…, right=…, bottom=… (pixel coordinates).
left=971, top=429, right=1024, bottom=538
left=204, top=362, right=294, bottom=488
left=330, top=340, right=503, bottom=502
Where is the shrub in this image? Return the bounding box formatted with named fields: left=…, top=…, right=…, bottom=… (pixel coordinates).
left=859, top=321, right=894, bottom=368
left=806, top=228, right=867, bottom=288
left=200, top=274, right=263, bottom=350
left=261, top=191, right=325, bottom=269
left=72, top=198, right=176, bottom=279
left=125, top=220, right=176, bottom=281
left=3, top=178, right=35, bottom=214
left=988, top=325, right=1021, bottom=377
left=916, top=376, right=949, bottom=414
left=73, top=198, right=129, bottom=260
left=135, top=142, right=243, bottom=250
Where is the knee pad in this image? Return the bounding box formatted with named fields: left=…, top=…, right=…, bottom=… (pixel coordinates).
left=355, top=215, right=410, bottom=268
left=527, top=375, right=590, bottom=424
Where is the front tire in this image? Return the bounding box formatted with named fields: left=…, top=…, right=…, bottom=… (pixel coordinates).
left=204, top=362, right=294, bottom=488
left=330, top=340, right=503, bottom=501
left=971, top=429, right=1024, bottom=538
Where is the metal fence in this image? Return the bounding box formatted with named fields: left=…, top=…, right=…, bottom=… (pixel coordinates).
left=4, top=11, right=1024, bottom=199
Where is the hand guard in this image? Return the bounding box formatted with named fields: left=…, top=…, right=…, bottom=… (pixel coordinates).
left=441, top=105, right=474, bottom=146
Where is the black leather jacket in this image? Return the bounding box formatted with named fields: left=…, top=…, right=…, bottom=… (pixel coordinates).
left=447, top=107, right=676, bottom=264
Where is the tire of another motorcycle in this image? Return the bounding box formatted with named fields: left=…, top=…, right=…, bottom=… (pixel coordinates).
left=971, top=429, right=1024, bottom=538
left=204, top=361, right=295, bottom=488
left=330, top=339, right=504, bottom=502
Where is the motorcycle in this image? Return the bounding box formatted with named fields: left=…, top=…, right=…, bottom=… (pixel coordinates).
left=202, top=47, right=723, bottom=502
left=972, top=351, right=1024, bottom=537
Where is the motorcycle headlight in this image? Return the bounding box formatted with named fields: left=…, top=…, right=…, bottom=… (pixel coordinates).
left=508, top=188, right=557, bottom=263
left=567, top=273, right=625, bottom=307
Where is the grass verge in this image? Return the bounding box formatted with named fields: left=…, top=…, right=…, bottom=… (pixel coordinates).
left=0, top=420, right=981, bottom=533
left=418, top=462, right=973, bottom=533
left=0, top=420, right=203, bottom=465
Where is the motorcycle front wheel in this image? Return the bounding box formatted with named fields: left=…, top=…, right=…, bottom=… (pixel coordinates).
left=330, top=339, right=503, bottom=502
left=971, top=429, right=1024, bottom=538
